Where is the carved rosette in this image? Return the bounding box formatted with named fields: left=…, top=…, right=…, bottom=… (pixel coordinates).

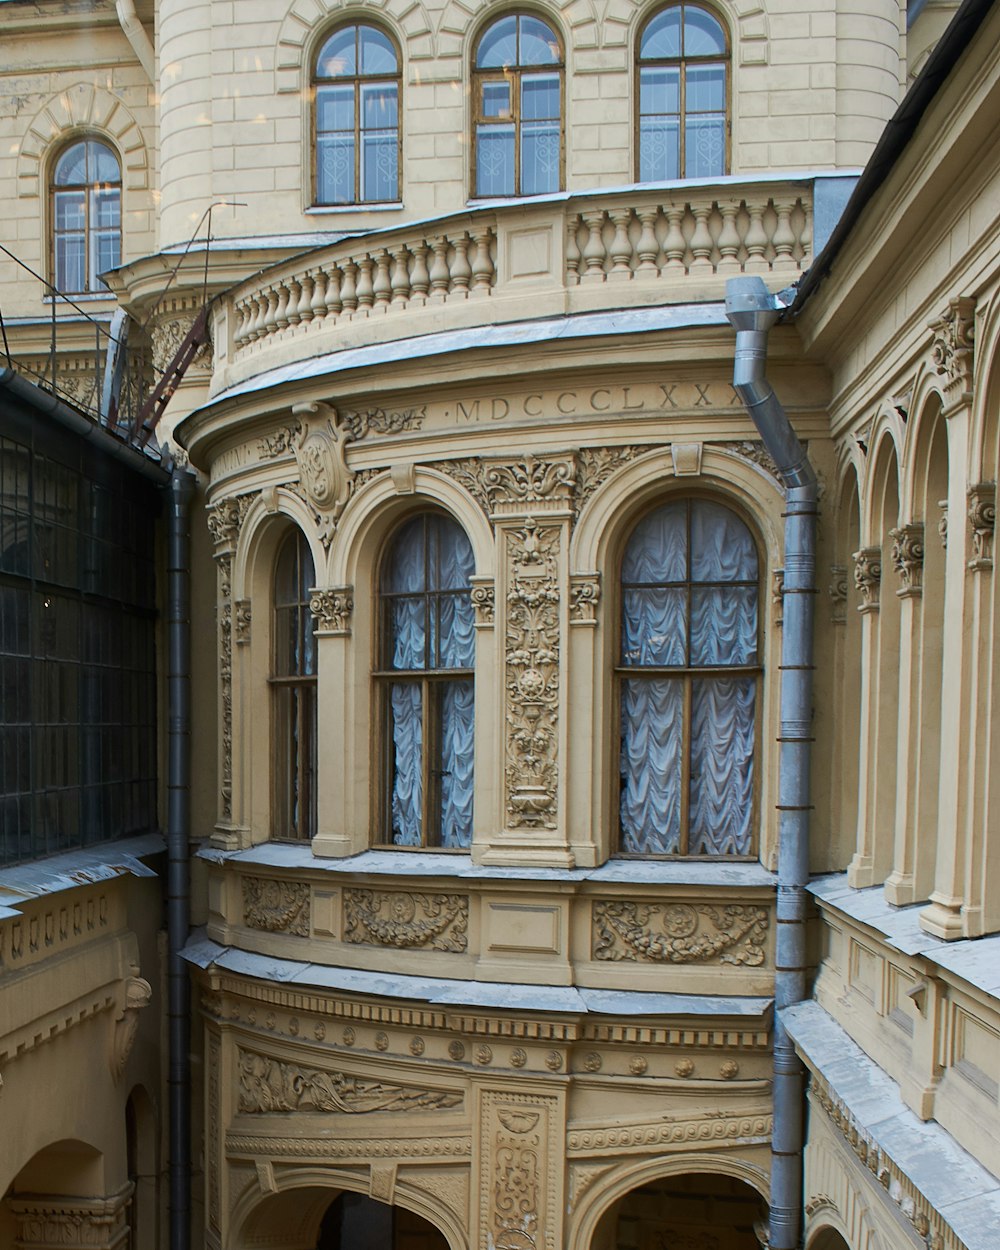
left=504, top=518, right=562, bottom=829
left=469, top=576, right=495, bottom=628
left=237, top=1048, right=463, bottom=1114
left=481, top=1092, right=560, bottom=1250
left=828, top=564, right=848, bottom=624
left=234, top=599, right=251, bottom=644
left=889, top=523, right=924, bottom=598
left=929, top=295, right=976, bottom=407
left=852, top=546, right=881, bottom=614
left=242, top=876, right=310, bottom=937
left=309, top=585, right=354, bottom=634
left=569, top=573, right=601, bottom=626
left=967, top=482, right=996, bottom=572
left=592, top=901, right=770, bottom=966
left=344, top=889, right=469, bottom=952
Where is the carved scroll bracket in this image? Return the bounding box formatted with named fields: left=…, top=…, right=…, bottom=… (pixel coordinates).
left=967, top=482, right=996, bottom=573
left=852, top=546, right=881, bottom=614
left=569, top=573, right=600, bottom=626
left=291, top=402, right=355, bottom=546
left=309, top=585, right=354, bottom=635
left=470, top=576, right=495, bottom=629
left=889, top=523, right=924, bottom=598
left=930, top=296, right=976, bottom=410
left=110, top=968, right=152, bottom=1082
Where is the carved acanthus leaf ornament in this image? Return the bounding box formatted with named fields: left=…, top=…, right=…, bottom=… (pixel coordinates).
left=237, top=1048, right=463, bottom=1115
left=344, top=889, right=469, bottom=952
left=309, top=586, right=353, bottom=633
left=242, top=877, right=310, bottom=937
left=889, top=523, right=924, bottom=597
left=967, top=482, right=996, bottom=572
left=593, top=901, right=770, bottom=966
left=852, top=546, right=881, bottom=614
left=930, top=296, right=976, bottom=404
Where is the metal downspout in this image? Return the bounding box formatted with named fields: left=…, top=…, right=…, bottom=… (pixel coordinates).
left=167, top=466, right=195, bottom=1250
left=725, top=276, right=817, bottom=1250
left=115, top=0, right=155, bottom=80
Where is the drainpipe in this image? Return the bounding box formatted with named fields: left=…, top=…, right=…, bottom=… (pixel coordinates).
left=167, top=464, right=195, bottom=1250
left=115, top=0, right=155, bottom=80
left=725, top=276, right=817, bottom=1250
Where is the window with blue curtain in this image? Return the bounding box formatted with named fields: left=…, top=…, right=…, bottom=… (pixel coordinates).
left=314, top=23, right=401, bottom=205
left=378, top=514, right=475, bottom=848
left=271, top=529, right=317, bottom=840
left=618, top=498, right=759, bottom=855
left=637, top=4, right=728, bottom=182
left=473, top=13, right=563, bottom=198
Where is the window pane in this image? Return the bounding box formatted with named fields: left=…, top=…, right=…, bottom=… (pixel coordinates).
left=640, top=7, right=681, bottom=59
left=519, top=15, right=560, bottom=65
left=437, top=593, right=475, bottom=668
left=690, top=501, right=756, bottom=581
left=388, top=597, right=426, bottom=669
left=683, top=6, right=727, bottom=56
left=430, top=518, right=474, bottom=591
left=622, top=587, right=687, bottom=666
left=521, top=73, right=559, bottom=121
left=91, top=231, right=119, bottom=290
left=56, top=234, right=86, bottom=293
left=481, top=80, right=512, bottom=119
left=623, top=502, right=687, bottom=582
left=620, top=677, right=683, bottom=853
left=476, top=123, right=515, bottom=196
left=361, top=25, right=397, bottom=74
left=521, top=122, right=560, bottom=195
left=317, top=83, right=355, bottom=133
left=438, top=679, right=474, bottom=847
left=54, top=142, right=88, bottom=186
left=389, top=682, right=423, bottom=845
left=91, top=187, right=120, bottom=229
left=317, top=26, right=357, bottom=77
left=361, top=131, right=398, bottom=201
left=639, top=118, right=680, bottom=181
left=690, top=586, right=757, bottom=666
left=361, top=81, right=398, bottom=129
left=640, top=66, right=680, bottom=116
left=88, top=140, right=120, bottom=184
left=384, top=517, right=427, bottom=592
left=685, top=114, right=726, bottom=177
left=477, top=16, right=517, bottom=68
left=317, top=133, right=355, bottom=204
left=55, top=191, right=85, bottom=231
left=686, top=63, right=725, bottom=112
left=688, top=676, right=754, bottom=854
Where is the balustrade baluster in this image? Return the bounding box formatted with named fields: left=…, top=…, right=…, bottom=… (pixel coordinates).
left=566, top=215, right=582, bottom=284
left=373, top=250, right=392, bottom=311
left=608, top=209, right=634, bottom=281
left=233, top=301, right=248, bottom=346
left=429, top=236, right=450, bottom=302
left=340, top=261, right=358, bottom=314
left=263, top=287, right=280, bottom=336
left=286, top=278, right=302, bottom=326
left=298, top=274, right=314, bottom=322
left=634, top=208, right=660, bottom=278
left=470, top=228, right=494, bottom=297
left=772, top=199, right=796, bottom=271
left=274, top=283, right=290, bottom=330
left=311, top=267, right=329, bottom=320
left=662, top=205, right=687, bottom=274
left=580, top=211, right=607, bottom=284
left=717, top=202, right=741, bottom=275
left=356, top=256, right=375, bottom=314
left=689, top=204, right=714, bottom=274
left=744, top=199, right=769, bottom=273
left=325, top=265, right=343, bottom=319
left=390, top=247, right=411, bottom=307
left=248, top=293, right=266, bottom=342
left=410, top=243, right=430, bottom=304
left=450, top=233, right=472, bottom=298
left=801, top=199, right=814, bottom=267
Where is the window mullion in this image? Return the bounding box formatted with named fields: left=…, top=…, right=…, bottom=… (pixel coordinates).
left=680, top=673, right=692, bottom=854
left=513, top=69, right=521, bottom=196
left=420, top=675, right=433, bottom=847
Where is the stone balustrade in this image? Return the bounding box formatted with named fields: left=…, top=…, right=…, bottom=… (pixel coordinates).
left=219, top=176, right=816, bottom=378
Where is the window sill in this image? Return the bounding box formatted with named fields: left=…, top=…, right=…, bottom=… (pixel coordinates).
left=43, top=292, right=115, bottom=304
left=305, top=203, right=404, bottom=215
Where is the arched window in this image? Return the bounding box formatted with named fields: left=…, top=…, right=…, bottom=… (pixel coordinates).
left=314, top=23, right=401, bottom=205
left=473, top=13, right=563, bottom=198
left=50, top=138, right=121, bottom=293
left=618, top=498, right=759, bottom=855
left=636, top=4, right=728, bottom=182
left=271, top=530, right=317, bottom=840
left=377, top=514, right=475, bottom=848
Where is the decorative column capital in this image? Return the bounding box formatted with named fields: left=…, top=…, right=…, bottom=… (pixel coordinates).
left=852, top=546, right=881, bottom=614
left=930, top=295, right=976, bottom=409
left=469, top=576, right=495, bottom=628
left=889, top=522, right=924, bottom=598
left=309, top=585, right=354, bottom=634
left=569, top=573, right=601, bottom=625
left=967, top=482, right=996, bottom=573
left=483, top=453, right=577, bottom=518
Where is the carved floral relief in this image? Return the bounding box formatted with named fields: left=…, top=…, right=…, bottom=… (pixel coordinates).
left=344, top=889, right=469, bottom=952
left=852, top=546, right=881, bottom=614
left=242, top=877, right=310, bottom=937
left=592, top=901, right=770, bottom=966
left=967, top=482, right=996, bottom=572
left=889, top=523, right=924, bottom=597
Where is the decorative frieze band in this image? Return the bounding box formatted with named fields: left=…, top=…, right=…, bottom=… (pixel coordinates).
left=309, top=585, right=354, bottom=634
left=242, top=877, right=310, bottom=938
left=852, top=546, right=881, bottom=614
left=889, top=523, right=924, bottom=598
left=344, top=889, right=469, bottom=952
left=967, top=482, right=996, bottom=573
left=9, top=1185, right=134, bottom=1250
left=592, top=901, right=770, bottom=966
left=568, top=1113, right=772, bottom=1155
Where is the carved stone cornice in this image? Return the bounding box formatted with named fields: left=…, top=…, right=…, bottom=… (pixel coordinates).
left=592, top=901, right=770, bottom=966
left=567, top=1112, right=772, bottom=1156
left=226, top=1132, right=472, bottom=1159
left=569, top=573, right=601, bottom=625
left=242, top=877, right=310, bottom=938
left=967, top=482, right=996, bottom=573
left=828, top=564, right=848, bottom=624
left=236, top=1048, right=463, bottom=1115
left=10, top=1184, right=134, bottom=1250
left=889, top=522, right=924, bottom=598
left=930, top=296, right=976, bottom=408
left=469, top=576, right=495, bottom=628
left=308, top=585, right=353, bottom=634
left=852, top=546, right=881, bottom=614
left=344, top=889, right=468, bottom=952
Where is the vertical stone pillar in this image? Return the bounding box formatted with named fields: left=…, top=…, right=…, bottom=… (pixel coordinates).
left=847, top=545, right=883, bottom=887
left=10, top=1185, right=133, bottom=1250
left=309, top=585, right=355, bottom=858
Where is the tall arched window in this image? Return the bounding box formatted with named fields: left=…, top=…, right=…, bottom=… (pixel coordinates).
left=51, top=138, right=121, bottom=293
left=377, top=514, right=475, bottom=848
left=636, top=4, right=728, bottom=182
left=314, top=23, right=401, bottom=205
left=618, top=498, right=759, bottom=856
left=271, top=530, right=317, bottom=840
left=473, top=13, right=563, bottom=198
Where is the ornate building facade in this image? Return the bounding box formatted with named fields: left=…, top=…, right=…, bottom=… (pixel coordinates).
left=1, top=0, right=999, bottom=1248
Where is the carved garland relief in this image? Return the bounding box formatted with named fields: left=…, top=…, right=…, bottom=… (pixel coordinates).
left=592, top=900, right=770, bottom=966
left=344, top=889, right=469, bottom=952
left=242, top=877, right=310, bottom=937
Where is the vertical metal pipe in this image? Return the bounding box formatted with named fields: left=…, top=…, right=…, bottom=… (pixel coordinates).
left=166, top=465, right=195, bottom=1250
left=726, top=276, right=817, bottom=1250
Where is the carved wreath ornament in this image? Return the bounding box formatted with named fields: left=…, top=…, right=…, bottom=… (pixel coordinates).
left=593, top=901, right=770, bottom=966
left=344, top=889, right=468, bottom=952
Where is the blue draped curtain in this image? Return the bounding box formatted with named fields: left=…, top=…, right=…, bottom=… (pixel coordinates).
left=619, top=499, right=758, bottom=855
left=383, top=515, right=475, bottom=846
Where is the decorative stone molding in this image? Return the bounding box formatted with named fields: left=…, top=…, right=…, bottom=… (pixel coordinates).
left=480, top=1091, right=561, bottom=1250
left=234, top=599, right=251, bottom=644
left=567, top=1113, right=771, bottom=1155
left=242, top=877, right=310, bottom=938
left=469, top=576, right=495, bottom=628
left=569, top=573, right=601, bottom=625
left=718, top=439, right=782, bottom=481
left=852, top=546, right=881, bottom=614
left=343, top=889, right=469, bottom=952
left=206, top=497, right=248, bottom=551
left=592, top=901, right=770, bottom=966
left=889, top=523, right=924, bottom=598
left=236, top=1048, right=463, bottom=1115
left=227, top=1132, right=472, bottom=1159
left=828, top=564, right=848, bottom=624
left=937, top=498, right=949, bottom=549
left=967, top=482, right=996, bottom=573
left=308, top=585, right=354, bottom=634
left=930, top=296, right=976, bottom=407
left=504, top=518, right=561, bottom=828
left=9, top=1185, right=134, bottom=1250
left=110, top=969, right=152, bottom=1082
left=574, top=446, right=651, bottom=516
left=291, top=403, right=354, bottom=543
left=257, top=426, right=298, bottom=460
left=771, top=567, right=785, bottom=627
left=484, top=454, right=576, bottom=515
left=151, top=312, right=213, bottom=374
left=341, top=405, right=426, bottom=439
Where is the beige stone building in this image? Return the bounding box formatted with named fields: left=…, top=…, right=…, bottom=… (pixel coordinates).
left=1, top=0, right=999, bottom=1248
